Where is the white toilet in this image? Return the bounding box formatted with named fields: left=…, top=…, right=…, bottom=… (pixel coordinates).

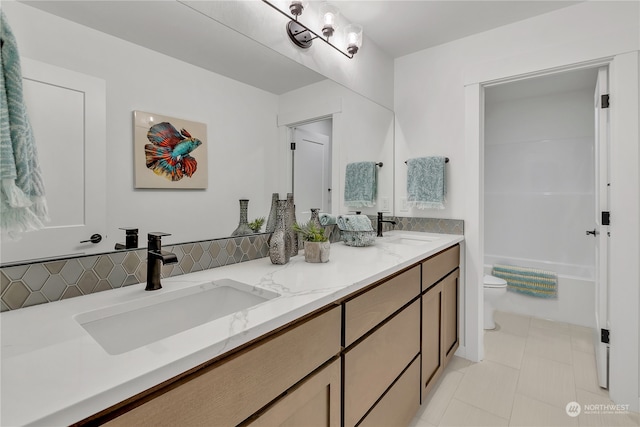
left=483, top=274, right=508, bottom=330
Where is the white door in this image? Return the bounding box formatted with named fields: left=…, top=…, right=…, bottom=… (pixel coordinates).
left=292, top=126, right=331, bottom=222
left=593, top=66, right=610, bottom=388
left=0, top=59, right=106, bottom=264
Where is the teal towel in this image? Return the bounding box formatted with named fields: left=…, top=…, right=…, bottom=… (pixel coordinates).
left=337, top=215, right=373, bottom=232
left=0, top=11, right=49, bottom=235
left=406, top=156, right=446, bottom=209
left=319, top=213, right=336, bottom=225
left=492, top=264, right=558, bottom=299
left=344, top=161, right=376, bottom=208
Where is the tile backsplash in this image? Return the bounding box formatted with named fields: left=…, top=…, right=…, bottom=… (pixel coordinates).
left=1, top=218, right=462, bottom=311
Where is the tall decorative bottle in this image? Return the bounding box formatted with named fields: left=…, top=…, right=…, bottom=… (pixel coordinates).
left=309, top=208, right=322, bottom=229
left=269, top=200, right=290, bottom=265
left=231, top=199, right=253, bottom=236
left=286, top=193, right=298, bottom=256
left=265, top=193, right=279, bottom=233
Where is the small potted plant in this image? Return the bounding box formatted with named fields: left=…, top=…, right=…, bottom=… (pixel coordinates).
left=292, top=221, right=330, bottom=263
left=248, top=217, right=265, bottom=233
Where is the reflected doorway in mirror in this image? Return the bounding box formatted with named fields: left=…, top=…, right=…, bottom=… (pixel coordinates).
left=133, top=111, right=208, bottom=189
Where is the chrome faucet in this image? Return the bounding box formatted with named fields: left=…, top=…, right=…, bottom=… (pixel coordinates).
left=146, top=232, right=178, bottom=291
left=377, top=212, right=397, bottom=237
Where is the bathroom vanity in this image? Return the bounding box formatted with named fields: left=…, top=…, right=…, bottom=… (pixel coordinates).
left=0, top=231, right=462, bottom=426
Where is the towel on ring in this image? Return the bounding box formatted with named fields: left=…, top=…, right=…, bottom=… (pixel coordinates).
left=406, top=156, right=446, bottom=209
left=319, top=213, right=336, bottom=225
left=492, top=264, right=558, bottom=299
left=0, top=11, right=49, bottom=236
left=336, top=214, right=373, bottom=232
left=344, top=161, right=377, bottom=208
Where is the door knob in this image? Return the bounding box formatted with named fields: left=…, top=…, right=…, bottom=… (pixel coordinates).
left=585, top=229, right=598, bottom=236
left=80, top=233, right=103, bottom=244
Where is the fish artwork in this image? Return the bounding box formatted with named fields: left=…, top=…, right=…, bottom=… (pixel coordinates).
left=144, top=122, right=203, bottom=181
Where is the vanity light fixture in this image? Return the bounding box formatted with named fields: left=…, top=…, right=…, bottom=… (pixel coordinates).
left=262, top=0, right=362, bottom=59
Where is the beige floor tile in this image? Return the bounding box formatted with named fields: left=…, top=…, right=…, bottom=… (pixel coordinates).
left=484, top=330, right=526, bottom=369
left=571, top=329, right=596, bottom=355
left=439, top=399, right=509, bottom=426
left=530, top=316, right=571, bottom=332
left=517, top=354, right=576, bottom=409
left=509, top=393, right=579, bottom=427
left=494, top=311, right=531, bottom=337
left=572, top=350, right=608, bottom=396
left=409, top=414, right=436, bottom=427
left=419, top=370, right=464, bottom=425
left=453, top=360, right=519, bottom=419
left=525, top=329, right=573, bottom=365
left=576, top=388, right=640, bottom=427
left=445, top=355, right=473, bottom=373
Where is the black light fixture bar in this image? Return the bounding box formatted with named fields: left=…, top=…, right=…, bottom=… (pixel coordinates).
left=262, top=0, right=354, bottom=59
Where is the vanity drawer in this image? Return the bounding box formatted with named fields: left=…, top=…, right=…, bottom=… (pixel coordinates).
left=344, top=300, right=420, bottom=427
left=344, top=265, right=420, bottom=347
left=105, top=306, right=341, bottom=427
left=358, top=356, right=420, bottom=427
left=422, top=244, right=460, bottom=290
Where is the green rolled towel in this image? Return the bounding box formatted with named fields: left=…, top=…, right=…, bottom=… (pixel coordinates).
left=337, top=215, right=373, bottom=232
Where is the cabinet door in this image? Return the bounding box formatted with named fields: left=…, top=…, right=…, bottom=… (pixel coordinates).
left=442, top=269, right=460, bottom=363
left=344, top=301, right=420, bottom=427
left=247, top=359, right=340, bottom=427
left=358, top=357, right=420, bottom=427
left=421, top=282, right=443, bottom=397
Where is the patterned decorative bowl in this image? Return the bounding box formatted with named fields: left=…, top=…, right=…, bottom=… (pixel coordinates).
left=340, top=230, right=376, bottom=247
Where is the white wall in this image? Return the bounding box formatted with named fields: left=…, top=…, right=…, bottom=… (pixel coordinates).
left=4, top=2, right=280, bottom=250
left=395, top=0, right=640, bottom=410
left=278, top=80, right=394, bottom=217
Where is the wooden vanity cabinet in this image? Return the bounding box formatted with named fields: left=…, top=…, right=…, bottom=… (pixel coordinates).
left=421, top=244, right=460, bottom=398
left=104, top=306, right=341, bottom=427
left=343, top=266, right=421, bottom=427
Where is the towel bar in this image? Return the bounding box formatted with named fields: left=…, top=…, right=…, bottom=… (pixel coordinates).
left=375, top=162, right=383, bottom=167
left=404, top=157, right=449, bottom=164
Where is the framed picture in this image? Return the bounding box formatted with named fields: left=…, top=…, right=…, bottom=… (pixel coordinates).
left=133, top=111, right=208, bottom=189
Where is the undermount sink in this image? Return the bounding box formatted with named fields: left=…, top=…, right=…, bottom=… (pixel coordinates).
left=75, top=279, right=279, bottom=355
left=385, top=235, right=439, bottom=246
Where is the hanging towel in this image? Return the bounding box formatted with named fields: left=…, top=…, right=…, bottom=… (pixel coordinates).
left=319, top=213, right=337, bottom=225
left=492, top=264, right=558, bottom=299
left=405, top=156, right=446, bottom=209
left=344, top=161, right=377, bottom=208
left=336, top=214, right=373, bottom=232
left=0, top=11, right=48, bottom=236
left=406, top=156, right=446, bottom=209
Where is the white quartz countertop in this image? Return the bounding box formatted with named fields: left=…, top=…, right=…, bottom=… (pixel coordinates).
left=1, top=231, right=463, bottom=426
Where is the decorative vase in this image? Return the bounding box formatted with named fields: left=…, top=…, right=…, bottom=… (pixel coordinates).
left=286, top=193, right=298, bottom=256
left=265, top=193, right=279, bottom=233
left=269, top=200, right=290, bottom=265
left=309, top=208, right=322, bottom=229
left=304, top=241, right=330, bottom=263
left=231, top=199, right=253, bottom=236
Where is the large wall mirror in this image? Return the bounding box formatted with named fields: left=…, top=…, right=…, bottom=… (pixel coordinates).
left=0, top=0, right=394, bottom=265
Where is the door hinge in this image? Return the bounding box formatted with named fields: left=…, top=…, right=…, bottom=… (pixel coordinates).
left=602, top=211, right=610, bottom=226
left=601, top=94, right=610, bottom=109
left=601, top=328, right=610, bottom=344
left=290, top=142, right=296, bottom=150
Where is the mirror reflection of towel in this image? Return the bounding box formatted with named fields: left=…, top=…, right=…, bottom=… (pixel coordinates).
left=406, top=156, right=446, bottom=209
left=344, top=162, right=376, bottom=208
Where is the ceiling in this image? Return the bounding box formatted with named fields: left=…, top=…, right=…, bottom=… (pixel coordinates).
left=21, top=0, right=583, bottom=95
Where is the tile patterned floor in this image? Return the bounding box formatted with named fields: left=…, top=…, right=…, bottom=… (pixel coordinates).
left=410, top=311, right=640, bottom=427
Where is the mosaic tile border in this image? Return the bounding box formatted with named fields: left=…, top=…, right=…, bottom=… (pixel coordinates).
left=1, top=234, right=271, bottom=312
left=0, top=219, right=461, bottom=312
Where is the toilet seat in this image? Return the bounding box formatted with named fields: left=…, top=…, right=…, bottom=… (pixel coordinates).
left=483, top=274, right=507, bottom=288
